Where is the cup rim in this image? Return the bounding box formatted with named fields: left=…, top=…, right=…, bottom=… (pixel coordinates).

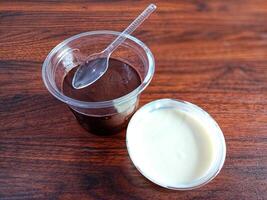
left=126, top=98, right=227, bottom=190
left=42, top=30, right=155, bottom=108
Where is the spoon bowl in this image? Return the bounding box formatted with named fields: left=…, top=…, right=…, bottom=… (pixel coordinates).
left=72, top=52, right=109, bottom=89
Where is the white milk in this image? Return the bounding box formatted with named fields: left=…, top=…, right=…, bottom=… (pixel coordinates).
left=127, top=108, right=215, bottom=187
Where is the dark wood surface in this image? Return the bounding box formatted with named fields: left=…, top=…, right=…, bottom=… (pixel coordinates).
left=1, top=0, right=267, bottom=199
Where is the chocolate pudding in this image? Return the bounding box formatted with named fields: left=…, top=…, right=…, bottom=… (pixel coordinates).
left=62, top=58, right=141, bottom=134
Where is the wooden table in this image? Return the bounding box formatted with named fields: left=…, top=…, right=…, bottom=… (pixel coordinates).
left=1, top=1, right=266, bottom=199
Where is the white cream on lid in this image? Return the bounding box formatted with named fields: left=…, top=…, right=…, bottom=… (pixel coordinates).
left=126, top=99, right=226, bottom=189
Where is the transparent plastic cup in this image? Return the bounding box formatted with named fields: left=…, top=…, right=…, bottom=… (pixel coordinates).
left=42, top=31, right=155, bottom=134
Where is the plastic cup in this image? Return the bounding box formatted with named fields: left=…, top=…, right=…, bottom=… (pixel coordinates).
left=42, top=31, right=155, bottom=134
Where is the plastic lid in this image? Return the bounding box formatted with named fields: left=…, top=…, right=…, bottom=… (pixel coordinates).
left=126, top=99, right=226, bottom=190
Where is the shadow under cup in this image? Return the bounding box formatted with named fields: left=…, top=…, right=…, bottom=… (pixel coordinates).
left=42, top=31, right=155, bottom=135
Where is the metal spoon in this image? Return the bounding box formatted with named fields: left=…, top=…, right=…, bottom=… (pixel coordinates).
left=72, top=4, right=157, bottom=89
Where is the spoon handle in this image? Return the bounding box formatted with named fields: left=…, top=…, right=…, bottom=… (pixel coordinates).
left=104, top=4, right=157, bottom=54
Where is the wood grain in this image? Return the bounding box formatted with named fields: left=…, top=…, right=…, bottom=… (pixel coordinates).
left=0, top=0, right=267, bottom=199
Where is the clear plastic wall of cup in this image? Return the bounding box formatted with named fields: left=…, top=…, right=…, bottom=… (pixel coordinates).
left=42, top=31, right=155, bottom=132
